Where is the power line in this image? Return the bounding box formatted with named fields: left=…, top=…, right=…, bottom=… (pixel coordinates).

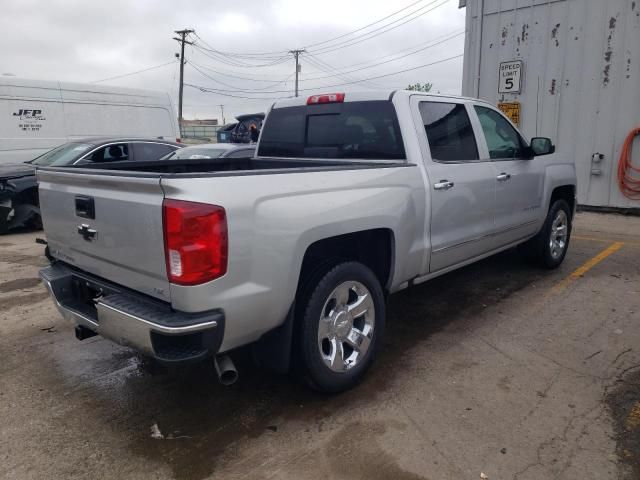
left=185, top=83, right=286, bottom=100
left=188, top=0, right=434, bottom=58
left=303, top=0, right=426, bottom=49
left=192, top=38, right=291, bottom=68
left=189, top=61, right=294, bottom=89
left=308, top=0, right=452, bottom=56
left=182, top=0, right=453, bottom=89
left=192, top=32, right=289, bottom=58
left=305, top=30, right=464, bottom=81
left=193, top=44, right=291, bottom=68
left=186, top=52, right=463, bottom=96
left=189, top=50, right=293, bottom=80
left=189, top=62, right=294, bottom=93
left=304, top=54, right=387, bottom=90
left=189, top=27, right=464, bottom=86
left=317, top=28, right=464, bottom=71
left=298, top=53, right=464, bottom=92
left=91, top=61, right=176, bottom=83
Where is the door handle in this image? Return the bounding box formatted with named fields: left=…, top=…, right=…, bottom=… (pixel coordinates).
left=434, top=180, right=454, bottom=191
left=496, top=173, right=511, bottom=181
left=75, top=195, right=95, bottom=219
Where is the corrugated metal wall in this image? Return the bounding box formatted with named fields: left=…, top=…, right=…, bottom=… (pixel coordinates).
left=462, top=0, right=640, bottom=208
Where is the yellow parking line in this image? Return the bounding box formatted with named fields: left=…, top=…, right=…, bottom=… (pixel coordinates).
left=548, top=242, right=624, bottom=296
left=573, top=235, right=640, bottom=247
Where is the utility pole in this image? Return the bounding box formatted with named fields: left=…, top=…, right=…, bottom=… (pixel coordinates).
left=219, top=104, right=225, bottom=125
left=173, top=29, right=194, bottom=134
left=289, top=49, right=305, bottom=97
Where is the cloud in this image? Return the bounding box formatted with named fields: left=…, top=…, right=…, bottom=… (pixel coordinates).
left=0, top=0, right=466, bottom=120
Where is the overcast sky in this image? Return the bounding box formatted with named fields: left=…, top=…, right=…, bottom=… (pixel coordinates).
left=1, top=0, right=466, bottom=122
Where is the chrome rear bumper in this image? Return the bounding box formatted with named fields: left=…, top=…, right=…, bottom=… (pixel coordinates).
left=40, top=263, right=224, bottom=364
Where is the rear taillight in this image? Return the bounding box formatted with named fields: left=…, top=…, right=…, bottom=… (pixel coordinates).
left=307, top=93, right=345, bottom=105
left=176, top=138, right=182, bottom=143
left=162, top=199, right=228, bottom=285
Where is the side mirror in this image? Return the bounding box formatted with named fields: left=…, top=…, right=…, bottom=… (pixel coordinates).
left=530, top=137, right=555, bottom=156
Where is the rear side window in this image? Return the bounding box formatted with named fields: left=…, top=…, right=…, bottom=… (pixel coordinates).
left=133, top=143, right=177, bottom=161
left=258, top=100, right=405, bottom=160
left=419, top=102, right=479, bottom=162
left=83, top=143, right=130, bottom=163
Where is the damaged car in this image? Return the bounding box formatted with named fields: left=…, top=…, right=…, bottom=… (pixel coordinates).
left=0, top=138, right=181, bottom=233
left=0, top=162, right=40, bottom=233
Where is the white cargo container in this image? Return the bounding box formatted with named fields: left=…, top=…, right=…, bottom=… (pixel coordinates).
left=0, top=77, right=179, bottom=164
left=460, top=0, right=640, bottom=209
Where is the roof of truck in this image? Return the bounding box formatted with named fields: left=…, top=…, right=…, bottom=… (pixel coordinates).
left=271, top=90, right=484, bottom=109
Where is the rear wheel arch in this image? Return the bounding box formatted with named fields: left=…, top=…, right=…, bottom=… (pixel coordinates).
left=296, top=228, right=396, bottom=296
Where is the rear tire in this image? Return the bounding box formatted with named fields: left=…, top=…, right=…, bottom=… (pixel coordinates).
left=519, top=199, right=572, bottom=269
left=297, top=261, right=385, bottom=393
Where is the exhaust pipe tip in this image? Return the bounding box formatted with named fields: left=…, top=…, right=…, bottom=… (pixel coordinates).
left=213, top=355, right=238, bottom=386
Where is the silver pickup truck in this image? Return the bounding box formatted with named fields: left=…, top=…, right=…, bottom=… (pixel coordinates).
left=38, top=91, right=576, bottom=392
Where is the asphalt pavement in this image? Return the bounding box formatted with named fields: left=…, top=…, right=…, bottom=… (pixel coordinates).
left=1, top=211, right=639, bottom=480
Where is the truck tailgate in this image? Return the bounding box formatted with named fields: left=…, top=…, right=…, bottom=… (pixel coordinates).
left=37, top=169, right=170, bottom=302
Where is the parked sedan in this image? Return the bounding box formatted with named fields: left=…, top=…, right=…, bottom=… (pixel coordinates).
left=0, top=138, right=181, bottom=233
left=31, top=137, right=181, bottom=167
left=160, top=143, right=256, bottom=160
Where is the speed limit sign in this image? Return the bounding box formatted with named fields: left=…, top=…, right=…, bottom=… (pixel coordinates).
left=498, top=61, right=523, bottom=94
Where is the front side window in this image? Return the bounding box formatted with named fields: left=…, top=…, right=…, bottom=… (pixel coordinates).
left=419, top=102, right=479, bottom=162
left=474, top=106, right=526, bottom=159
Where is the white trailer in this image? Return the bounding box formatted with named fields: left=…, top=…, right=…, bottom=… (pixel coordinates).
left=460, top=0, right=640, bottom=209
left=0, top=77, right=179, bottom=164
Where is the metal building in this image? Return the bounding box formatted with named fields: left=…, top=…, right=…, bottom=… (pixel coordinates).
left=460, top=0, right=640, bottom=209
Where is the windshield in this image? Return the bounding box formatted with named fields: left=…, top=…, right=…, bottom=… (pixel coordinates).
left=31, top=143, right=93, bottom=166
left=161, top=147, right=229, bottom=160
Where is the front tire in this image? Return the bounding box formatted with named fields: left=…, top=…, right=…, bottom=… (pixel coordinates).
left=519, top=199, right=572, bottom=269
left=297, top=262, right=385, bottom=393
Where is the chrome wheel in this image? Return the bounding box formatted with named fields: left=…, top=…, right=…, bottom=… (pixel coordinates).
left=317, top=281, right=375, bottom=373
left=549, top=209, right=568, bottom=260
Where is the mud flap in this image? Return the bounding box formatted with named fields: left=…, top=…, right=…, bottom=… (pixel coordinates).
left=252, top=304, right=295, bottom=374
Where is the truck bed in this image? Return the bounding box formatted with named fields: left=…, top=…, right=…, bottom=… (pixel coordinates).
left=66, top=157, right=404, bottom=175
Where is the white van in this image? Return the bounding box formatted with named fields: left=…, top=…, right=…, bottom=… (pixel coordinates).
left=0, top=77, right=179, bottom=164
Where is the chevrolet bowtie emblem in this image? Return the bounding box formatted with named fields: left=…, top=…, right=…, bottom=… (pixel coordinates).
left=77, top=224, right=97, bottom=241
